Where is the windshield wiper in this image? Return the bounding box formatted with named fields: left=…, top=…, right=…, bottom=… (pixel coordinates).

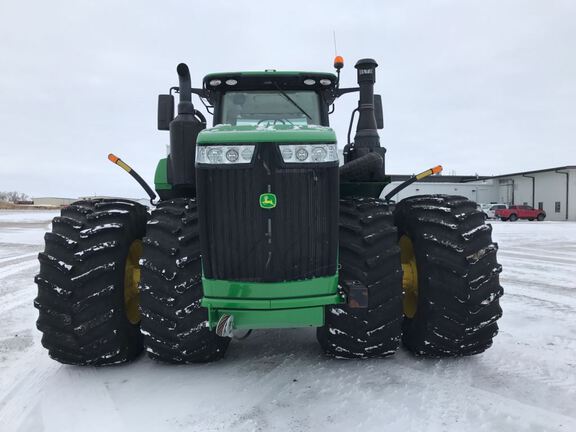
left=274, top=83, right=312, bottom=120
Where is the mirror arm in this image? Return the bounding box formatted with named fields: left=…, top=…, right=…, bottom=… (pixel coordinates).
left=335, top=87, right=360, bottom=97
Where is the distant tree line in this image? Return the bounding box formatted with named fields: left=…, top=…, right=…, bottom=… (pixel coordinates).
left=0, top=191, right=30, bottom=202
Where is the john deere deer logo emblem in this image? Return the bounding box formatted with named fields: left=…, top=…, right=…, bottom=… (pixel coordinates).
left=259, top=193, right=277, bottom=209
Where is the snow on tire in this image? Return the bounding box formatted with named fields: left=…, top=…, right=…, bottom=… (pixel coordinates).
left=394, top=195, right=504, bottom=357
left=317, top=198, right=403, bottom=359
left=34, top=199, right=148, bottom=365
left=139, top=198, right=230, bottom=363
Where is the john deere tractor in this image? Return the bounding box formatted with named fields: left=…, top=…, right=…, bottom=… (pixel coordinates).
left=34, top=57, right=503, bottom=364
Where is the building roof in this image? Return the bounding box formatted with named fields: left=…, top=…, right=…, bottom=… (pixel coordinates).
left=391, top=166, right=576, bottom=184
left=485, top=165, right=576, bottom=179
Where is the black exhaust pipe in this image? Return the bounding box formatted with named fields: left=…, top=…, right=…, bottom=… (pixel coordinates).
left=169, top=63, right=205, bottom=191
left=349, top=58, right=386, bottom=179
left=176, top=64, right=193, bottom=107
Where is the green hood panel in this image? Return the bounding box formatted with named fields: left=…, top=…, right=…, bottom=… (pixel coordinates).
left=197, top=124, right=337, bottom=144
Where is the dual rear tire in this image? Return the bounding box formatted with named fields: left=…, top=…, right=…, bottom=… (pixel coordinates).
left=34, top=198, right=228, bottom=365
left=318, top=195, right=503, bottom=358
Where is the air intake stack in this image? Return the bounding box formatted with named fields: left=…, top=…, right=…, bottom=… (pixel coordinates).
left=349, top=58, right=386, bottom=179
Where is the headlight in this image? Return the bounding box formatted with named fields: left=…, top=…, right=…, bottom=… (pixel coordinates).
left=196, top=145, right=255, bottom=165
left=279, top=144, right=338, bottom=163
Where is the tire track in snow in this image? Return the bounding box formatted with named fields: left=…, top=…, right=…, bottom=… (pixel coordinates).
left=504, top=291, right=576, bottom=315
left=0, top=257, right=39, bottom=314
left=0, top=252, right=39, bottom=265
left=0, top=289, right=35, bottom=314
left=392, top=361, right=576, bottom=431
left=499, top=251, right=576, bottom=266
left=0, top=346, right=58, bottom=431
left=0, top=258, right=39, bottom=281
left=226, top=353, right=306, bottom=431
left=39, top=367, right=128, bottom=432
left=484, top=345, right=576, bottom=397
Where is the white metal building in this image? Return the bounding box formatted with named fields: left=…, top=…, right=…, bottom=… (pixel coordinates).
left=383, top=179, right=498, bottom=205
left=382, top=166, right=575, bottom=221
left=490, top=166, right=575, bottom=221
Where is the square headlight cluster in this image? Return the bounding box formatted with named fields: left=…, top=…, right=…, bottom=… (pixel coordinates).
left=279, top=144, right=338, bottom=163
left=196, top=145, right=255, bottom=164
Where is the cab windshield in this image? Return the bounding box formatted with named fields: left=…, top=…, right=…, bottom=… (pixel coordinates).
left=221, top=90, right=321, bottom=127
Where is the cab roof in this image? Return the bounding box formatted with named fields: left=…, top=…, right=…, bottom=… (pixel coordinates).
left=202, top=70, right=338, bottom=92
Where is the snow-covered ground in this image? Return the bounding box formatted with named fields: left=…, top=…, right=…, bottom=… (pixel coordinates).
left=0, top=210, right=575, bottom=432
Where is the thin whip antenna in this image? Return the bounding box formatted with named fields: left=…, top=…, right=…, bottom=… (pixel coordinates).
left=333, top=30, right=338, bottom=56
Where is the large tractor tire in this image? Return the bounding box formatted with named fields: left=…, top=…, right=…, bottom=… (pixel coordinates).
left=139, top=199, right=230, bottom=363
left=394, top=195, right=503, bottom=357
left=34, top=199, right=148, bottom=365
left=317, top=198, right=403, bottom=359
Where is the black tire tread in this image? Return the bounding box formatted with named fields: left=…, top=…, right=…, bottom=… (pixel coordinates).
left=317, top=197, right=403, bottom=359
left=34, top=199, right=147, bottom=365
left=394, top=194, right=503, bottom=357
left=139, top=198, right=230, bottom=363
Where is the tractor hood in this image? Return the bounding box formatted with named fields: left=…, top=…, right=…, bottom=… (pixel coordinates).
left=196, top=124, right=337, bottom=145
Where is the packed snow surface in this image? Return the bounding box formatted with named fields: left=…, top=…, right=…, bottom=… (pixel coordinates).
left=0, top=210, right=575, bottom=432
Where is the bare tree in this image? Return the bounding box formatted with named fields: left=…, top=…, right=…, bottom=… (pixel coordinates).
left=0, top=191, right=30, bottom=203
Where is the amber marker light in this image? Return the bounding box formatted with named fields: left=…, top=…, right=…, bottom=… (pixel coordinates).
left=334, top=55, right=344, bottom=70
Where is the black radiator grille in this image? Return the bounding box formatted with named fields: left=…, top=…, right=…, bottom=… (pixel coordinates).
left=196, top=144, right=338, bottom=282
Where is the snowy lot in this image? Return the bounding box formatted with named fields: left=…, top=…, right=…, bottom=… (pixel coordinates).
left=0, top=210, right=575, bottom=432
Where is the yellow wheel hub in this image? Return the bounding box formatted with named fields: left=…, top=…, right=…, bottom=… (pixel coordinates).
left=124, top=240, right=143, bottom=324
left=399, top=235, right=419, bottom=318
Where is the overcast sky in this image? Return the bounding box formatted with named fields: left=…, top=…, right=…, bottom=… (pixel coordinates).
left=1, top=0, right=575, bottom=198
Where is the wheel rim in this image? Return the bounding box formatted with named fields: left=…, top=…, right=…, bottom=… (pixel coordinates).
left=124, top=240, right=143, bottom=324
left=399, top=235, right=419, bottom=318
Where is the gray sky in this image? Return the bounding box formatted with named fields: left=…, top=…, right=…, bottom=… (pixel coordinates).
left=1, top=0, right=575, bottom=198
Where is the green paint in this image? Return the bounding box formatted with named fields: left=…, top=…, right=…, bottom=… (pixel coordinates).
left=197, top=124, right=337, bottom=145
left=201, top=275, right=343, bottom=330
left=259, top=193, right=277, bottom=209
left=154, top=158, right=172, bottom=190
left=207, top=307, right=325, bottom=330
left=202, top=275, right=338, bottom=299
left=202, top=293, right=342, bottom=311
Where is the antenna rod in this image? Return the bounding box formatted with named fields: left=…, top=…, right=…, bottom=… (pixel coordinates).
left=333, top=30, right=338, bottom=56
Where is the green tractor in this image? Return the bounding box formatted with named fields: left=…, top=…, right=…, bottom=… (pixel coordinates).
left=34, top=57, right=503, bottom=364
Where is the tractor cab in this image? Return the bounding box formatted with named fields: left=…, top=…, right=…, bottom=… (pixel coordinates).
left=202, top=71, right=338, bottom=127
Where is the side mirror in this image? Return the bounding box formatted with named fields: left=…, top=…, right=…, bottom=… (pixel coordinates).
left=157, top=94, right=174, bottom=130
left=374, top=94, right=384, bottom=129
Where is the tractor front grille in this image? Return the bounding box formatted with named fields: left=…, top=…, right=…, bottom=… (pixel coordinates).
left=196, top=143, right=338, bottom=283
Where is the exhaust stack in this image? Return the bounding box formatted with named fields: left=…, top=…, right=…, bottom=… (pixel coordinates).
left=169, top=63, right=205, bottom=191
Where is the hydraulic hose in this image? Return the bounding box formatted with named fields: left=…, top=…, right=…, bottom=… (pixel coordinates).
left=384, top=165, right=443, bottom=202
left=108, top=153, right=158, bottom=205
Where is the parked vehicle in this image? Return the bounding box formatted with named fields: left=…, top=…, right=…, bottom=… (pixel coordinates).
left=478, top=203, right=507, bottom=219
left=488, top=204, right=507, bottom=219
left=478, top=203, right=492, bottom=218
left=496, top=205, right=546, bottom=221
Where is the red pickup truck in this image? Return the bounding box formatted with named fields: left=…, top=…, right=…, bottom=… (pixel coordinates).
left=495, top=205, right=546, bottom=221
